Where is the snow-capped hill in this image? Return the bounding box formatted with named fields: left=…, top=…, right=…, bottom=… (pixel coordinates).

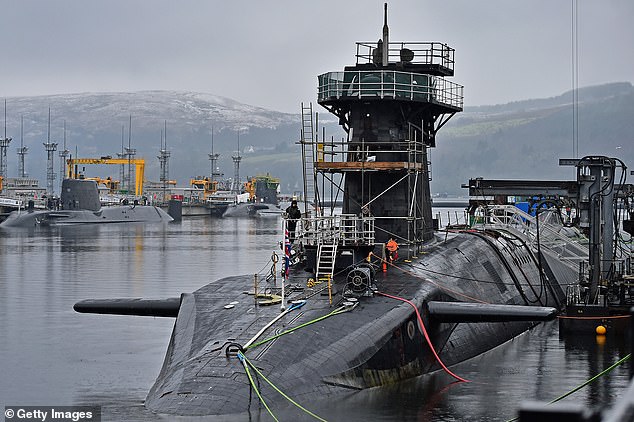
left=3, top=90, right=295, bottom=135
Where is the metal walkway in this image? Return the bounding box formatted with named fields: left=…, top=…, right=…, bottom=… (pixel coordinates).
left=470, top=204, right=588, bottom=273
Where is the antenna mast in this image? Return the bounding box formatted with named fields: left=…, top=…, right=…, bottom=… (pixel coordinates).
left=58, top=120, right=69, bottom=186
left=43, top=108, right=58, bottom=195
left=17, top=115, right=28, bottom=178
left=208, top=127, right=221, bottom=185
left=231, top=132, right=242, bottom=194
left=124, top=115, right=136, bottom=196
left=117, top=125, right=125, bottom=190
left=158, top=120, right=170, bottom=201
left=0, top=99, right=11, bottom=180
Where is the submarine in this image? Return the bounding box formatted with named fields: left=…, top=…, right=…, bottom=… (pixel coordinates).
left=0, top=178, right=172, bottom=227
left=74, top=5, right=578, bottom=418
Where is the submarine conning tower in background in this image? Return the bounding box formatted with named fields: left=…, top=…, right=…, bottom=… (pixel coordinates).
left=315, top=4, right=463, bottom=247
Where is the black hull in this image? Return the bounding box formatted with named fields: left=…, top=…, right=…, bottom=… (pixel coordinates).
left=208, top=203, right=229, bottom=217
left=145, top=229, right=571, bottom=417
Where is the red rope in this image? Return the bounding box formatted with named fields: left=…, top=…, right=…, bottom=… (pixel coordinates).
left=376, top=291, right=470, bottom=383
left=369, top=252, right=488, bottom=304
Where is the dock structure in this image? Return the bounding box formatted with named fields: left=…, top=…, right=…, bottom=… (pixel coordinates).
left=464, top=157, right=634, bottom=331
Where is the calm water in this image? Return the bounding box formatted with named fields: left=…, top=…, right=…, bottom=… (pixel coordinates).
left=0, top=215, right=631, bottom=421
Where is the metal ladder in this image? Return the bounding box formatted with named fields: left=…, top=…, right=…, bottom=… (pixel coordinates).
left=316, top=241, right=338, bottom=281
left=301, top=103, right=317, bottom=216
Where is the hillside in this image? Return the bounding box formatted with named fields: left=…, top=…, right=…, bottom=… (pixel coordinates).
left=1, top=83, right=633, bottom=195
left=431, top=82, right=634, bottom=194
left=1, top=91, right=304, bottom=192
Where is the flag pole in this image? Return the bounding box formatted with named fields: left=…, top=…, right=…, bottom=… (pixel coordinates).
left=281, top=218, right=288, bottom=311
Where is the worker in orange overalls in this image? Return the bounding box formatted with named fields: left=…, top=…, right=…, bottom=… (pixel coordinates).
left=386, top=238, right=399, bottom=263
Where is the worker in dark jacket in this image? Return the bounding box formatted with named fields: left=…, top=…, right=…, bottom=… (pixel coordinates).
left=285, top=200, right=302, bottom=243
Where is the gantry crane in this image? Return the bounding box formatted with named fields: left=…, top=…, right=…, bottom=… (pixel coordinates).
left=66, top=157, right=145, bottom=196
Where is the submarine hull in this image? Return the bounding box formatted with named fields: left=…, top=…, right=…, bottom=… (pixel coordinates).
left=145, top=230, right=569, bottom=417
left=0, top=206, right=173, bottom=227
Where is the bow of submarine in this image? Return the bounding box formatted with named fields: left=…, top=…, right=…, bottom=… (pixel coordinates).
left=144, top=230, right=567, bottom=417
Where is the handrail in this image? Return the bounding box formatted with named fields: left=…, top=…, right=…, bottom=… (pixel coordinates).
left=318, top=71, right=463, bottom=110
left=299, top=214, right=375, bottom=247
left=470, top=205, right=588, bottom=272
left=354, top=41, right=455, bottom=71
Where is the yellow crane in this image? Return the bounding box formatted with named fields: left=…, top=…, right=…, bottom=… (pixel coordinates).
left=67, top=157, right=146, bottom=196
left=84, top=176, right=121, bottom=193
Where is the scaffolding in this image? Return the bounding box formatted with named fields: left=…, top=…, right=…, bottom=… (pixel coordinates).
left=299, top=104, right=436, bottom=253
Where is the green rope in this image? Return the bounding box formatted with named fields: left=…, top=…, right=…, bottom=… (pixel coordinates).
left=239, top=353, right=279, bottom=422
left=240, top=352, right=328, bottom=422
left=507, top=353, right=631, bottom=422
left=548, top=353, right=631, bottom=404
left=245, top=306, right=347, bottom=350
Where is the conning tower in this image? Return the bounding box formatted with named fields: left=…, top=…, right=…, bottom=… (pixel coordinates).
left=315, top=4, right=463, bottom=246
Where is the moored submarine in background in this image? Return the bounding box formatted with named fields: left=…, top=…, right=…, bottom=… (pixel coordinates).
left=1, top=178, right=172, bottom=227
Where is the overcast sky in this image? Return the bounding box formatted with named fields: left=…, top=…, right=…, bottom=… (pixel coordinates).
left=1, top=0, right=632, bottom=113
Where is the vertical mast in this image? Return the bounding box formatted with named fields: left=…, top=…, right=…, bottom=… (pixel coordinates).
left=231, top=132, right=242, bottom=194
left=382, top=3, right=389, bottom=66
left=208, top=127, right=221, bottom=185
left=117, top=125, right=125, bottom=190
left=58, top=120, right=69, bottom=186
left=43, top=108, right=58, bottom=195
left=18, top=115, right=28, bottom=178
left=158, top=120, right=170, bottom=201
left=124, top=115, right=136, bottom=195
left=0, top=99, right=11, bottom=179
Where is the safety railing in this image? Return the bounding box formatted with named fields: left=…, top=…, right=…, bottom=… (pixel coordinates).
left=470, top=205, right=588, bottom=272
left=354, top=42, right=455, bottom=71
left=318, top=71, right=463, bottom=110
left=300, top=214, right=375, bottom=247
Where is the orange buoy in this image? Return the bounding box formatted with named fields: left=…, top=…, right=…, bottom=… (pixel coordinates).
left=595, top=325, right=607, bottom=335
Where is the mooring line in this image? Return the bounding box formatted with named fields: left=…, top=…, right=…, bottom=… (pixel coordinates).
left=548, top=353, right=631, bottom=404
left=506, top=353, right=631, bottom=422
left=238, top=352, right=279, bottom=422
left=245, top=305, right=348, bottom=350
left=238, top=352, right=328, bottom=421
